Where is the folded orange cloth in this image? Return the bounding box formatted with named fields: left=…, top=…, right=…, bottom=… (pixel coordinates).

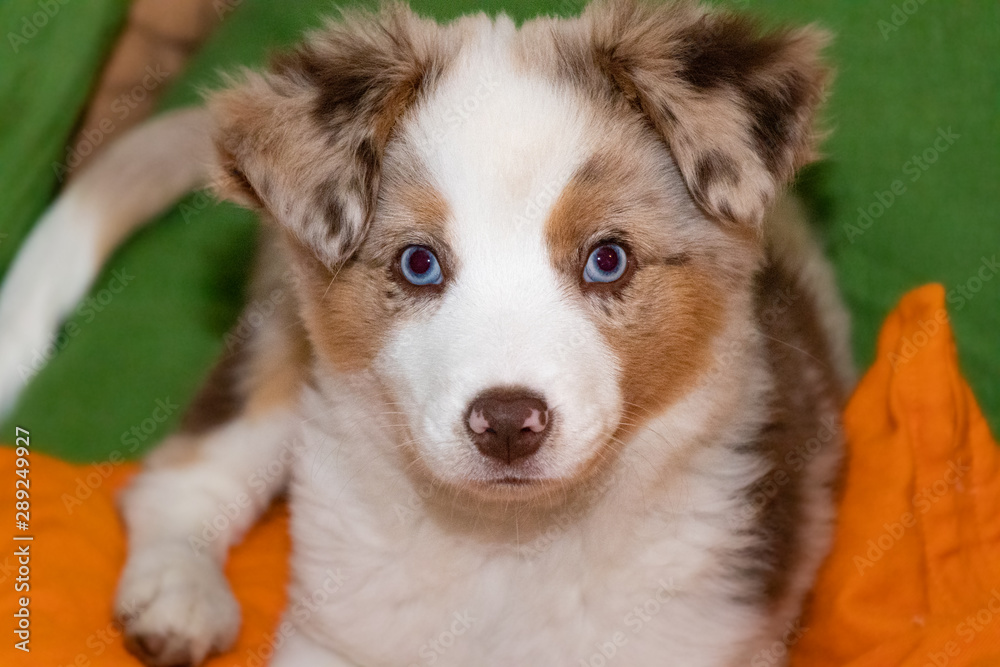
left=791, top=284, right=1000, bottom=667
left=1, top=284, right=998, bottom=666
left=1, top=453, right=288, bottom=666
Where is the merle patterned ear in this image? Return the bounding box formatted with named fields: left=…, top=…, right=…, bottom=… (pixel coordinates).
left=584, top=0, right=831, bottom=228
left=209, top=6, right=444, bottom=267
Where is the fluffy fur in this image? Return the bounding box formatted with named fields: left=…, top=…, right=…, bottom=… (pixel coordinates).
left=0, top=109, right=213, bottom=416
left=0, top=2, right=855, bottom=665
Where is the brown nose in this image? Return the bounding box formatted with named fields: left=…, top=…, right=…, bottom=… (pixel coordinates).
left=467, top=389, right=550, bottom=464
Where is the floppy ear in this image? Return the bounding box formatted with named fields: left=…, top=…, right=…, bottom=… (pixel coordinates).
left=208, top=6, right=443, bottom=268
left=581, top=0, right=830, bottom=229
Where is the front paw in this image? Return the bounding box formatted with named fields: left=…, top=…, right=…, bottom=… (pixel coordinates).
left=115, top=546, right=240, bottom=666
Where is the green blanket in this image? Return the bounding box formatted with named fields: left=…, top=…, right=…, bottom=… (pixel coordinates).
left=1, top=0, right=997, bottom=461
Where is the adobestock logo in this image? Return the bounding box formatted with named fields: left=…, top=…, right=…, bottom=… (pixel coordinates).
left=407, top=611, right=477, bottom=667
left=920, top=588, right=1000, bottom=667
left=843, top=127, right=959, bottom=243
left=886, top=308, right=950, bottom=371
left=730, top=416, right=840, bottom=529
left=578, top=578, right=677, bottom=667
left=854, top=458, right=970, bottom=575
left=7, top=0, right=72, bottom=54
left=119, top=397, right=180, bottom=451
left=946, top=255, right=1000, bottom=312
left=889, top=254, right=999, bottom=371
left=240, top=568, right=350, bottom=667
left=52, top=65, right=171, bottom=182
left=878, top=0, right=933, bottom=40
left=751, top=619, right=807, bottom=667
left=410, top=73, right=501, bottom=153
left=15, top=268, right=135, bottom=386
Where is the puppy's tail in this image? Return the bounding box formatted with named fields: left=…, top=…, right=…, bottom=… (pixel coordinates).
left=0, top=107, right=214, bottom=418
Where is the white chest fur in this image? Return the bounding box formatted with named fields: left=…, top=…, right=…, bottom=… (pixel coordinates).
left=281, top=364, right=781, bottom=667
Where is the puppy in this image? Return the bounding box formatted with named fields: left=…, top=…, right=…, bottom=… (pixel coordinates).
left=0, top=1, right=854, bottom=665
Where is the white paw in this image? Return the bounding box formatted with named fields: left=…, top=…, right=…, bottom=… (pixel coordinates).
left=115, top=546, right=240, bottom=666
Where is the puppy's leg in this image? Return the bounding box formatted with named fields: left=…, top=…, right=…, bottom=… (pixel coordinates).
left=115, top=409, right=298, bottom=666
left=115, top=240, right=310, bottom=666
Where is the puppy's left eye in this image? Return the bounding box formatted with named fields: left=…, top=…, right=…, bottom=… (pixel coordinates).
left=400, top=245, right=443, bottom=286
left=583, top=243, right=628, bottom=283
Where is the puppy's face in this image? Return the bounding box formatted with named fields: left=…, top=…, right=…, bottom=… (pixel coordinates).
left=363, top=72, right=727, bottom=493
left=212, top=2, right=829, bottom=498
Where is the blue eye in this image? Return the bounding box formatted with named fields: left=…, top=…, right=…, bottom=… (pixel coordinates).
left=583, top=243, right=628, bottom=283
left=400, top=245, right=443, bottom=286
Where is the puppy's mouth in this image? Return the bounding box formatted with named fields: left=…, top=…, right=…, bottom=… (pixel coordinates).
left=466, top=453, right=605, bottom=492
left=455, top=428, right=624, bottom=500
left=496, top=476, right=534, bottom=486
left=463, top=474, right=560, bottom=501
left=406, top=420, right=624, bottom=503
left=472, top=471, right=551, bottom=489
left=480, top=475, right=559, bottom=491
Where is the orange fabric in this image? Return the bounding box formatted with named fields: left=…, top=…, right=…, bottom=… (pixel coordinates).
left=1, top=283, right=998, bottom=666
left=1, top=455, right=288, bottom=666
left=791, top=284, right=1000, bottom=667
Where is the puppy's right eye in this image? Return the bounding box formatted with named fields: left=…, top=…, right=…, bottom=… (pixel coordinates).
left=399, top=245, right=443, bottom=286
left=583, top=243, right=628, bottom=284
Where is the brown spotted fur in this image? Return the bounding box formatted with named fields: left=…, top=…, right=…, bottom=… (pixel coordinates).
left=170, top=0, right=845, bottom=639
